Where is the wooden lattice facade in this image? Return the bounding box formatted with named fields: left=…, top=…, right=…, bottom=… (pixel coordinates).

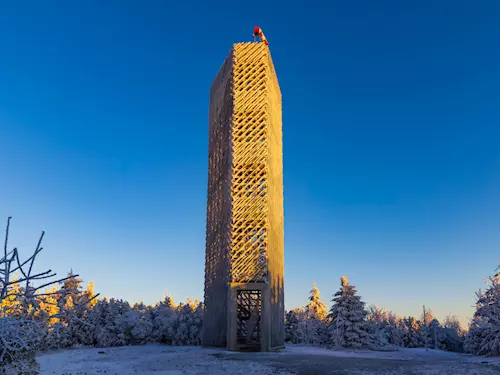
left=203, top=42, right=284, bottom=351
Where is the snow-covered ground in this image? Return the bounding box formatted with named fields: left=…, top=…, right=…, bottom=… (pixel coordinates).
left=37, top=344, right=500, bottom=375
left=284, top=344, right=500, bottom=363
left=37, top=345, right=294, bottom=375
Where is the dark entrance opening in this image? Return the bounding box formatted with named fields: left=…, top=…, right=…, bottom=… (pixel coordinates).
left=236, top=290, right=262, bottom=351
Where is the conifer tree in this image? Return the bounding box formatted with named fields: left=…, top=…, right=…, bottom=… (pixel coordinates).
left=465, top=268, right=500, bottom=355
left=84, top=282, right=98, bottom=309
left=366, top=305, right=391, bottom=347
left=386, top=312, right=405, bottom=347
left=403, top=316, right=422, bottom=348
left=302, top=282, right=329, bottom=345
left=37, top=286, right=60, bottom=326
left=152, top=295, right=177, bottom=344
left=420, top=306, right=435, bottom=349
left=0, top=276, right=23, bottom=318
left=306, top=282, right=328, bottom=320
left=172, top=299, right=203, bottom=345
left=285, top=308, right=305, bottom=343
left=328, top=276, right=371, bottom=349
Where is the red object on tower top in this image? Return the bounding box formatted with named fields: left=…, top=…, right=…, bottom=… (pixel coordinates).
left=253, top=26, right=269, bottom=45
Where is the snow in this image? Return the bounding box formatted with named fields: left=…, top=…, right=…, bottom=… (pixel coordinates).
left=36, top=344, right=500, bottom=375
left=283, top=344, right=464, bottom=360
left=37, top=345, right=295, bottom=375
left=281, top=345, right=500, bottom=374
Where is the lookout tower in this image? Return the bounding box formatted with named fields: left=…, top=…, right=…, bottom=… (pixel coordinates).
left=203, top=33, right=284, bottom=352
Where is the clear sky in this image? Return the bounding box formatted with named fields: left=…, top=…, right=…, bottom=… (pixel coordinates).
left=0, top=1, right=498, bottom=326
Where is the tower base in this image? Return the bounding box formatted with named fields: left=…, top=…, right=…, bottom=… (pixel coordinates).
left=227, top=283, right=271, bottom=352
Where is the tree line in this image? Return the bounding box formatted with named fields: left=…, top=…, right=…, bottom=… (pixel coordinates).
left=1, top=218, right=499, bottom=374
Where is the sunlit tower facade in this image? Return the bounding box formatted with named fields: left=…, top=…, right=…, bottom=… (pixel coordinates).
left=203, top=37, right=284, bottom=351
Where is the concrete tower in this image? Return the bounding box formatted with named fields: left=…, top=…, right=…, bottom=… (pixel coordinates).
left=203, top=41, right=284, bottom=351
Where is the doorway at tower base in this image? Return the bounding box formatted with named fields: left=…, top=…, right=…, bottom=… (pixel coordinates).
left=227, top=283, right=271, bottom=352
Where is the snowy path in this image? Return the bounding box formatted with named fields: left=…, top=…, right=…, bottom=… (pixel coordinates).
left=36, top=344, right=500, bottom=375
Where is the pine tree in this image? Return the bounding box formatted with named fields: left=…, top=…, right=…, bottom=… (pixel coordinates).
left=152, top=295, right=177, bottom=344
left=366, top=305, right=391, bottom=347
left=465, top=268, right=500, bottom=355
left=172, top=299, right=203, bottom=345
left=420, top=306, right=435, bottom=349
left=386, top=312, right=405, bottom=347
left=427, top=319, right=440, bottom=349
left=306, top=282, right=328, bottom=320
left=84, top=281, right=98, bottom=309
left=0, top=276, right=23, bottom=318
left=402, top=317, right=422, bottom=348
left=327, top=276, right=371, bottom=349
left=301, top=282, right=329, bottom=345
left=285, top=308, right=305, bottom=343
left=37, top=286, right=60, bottom=326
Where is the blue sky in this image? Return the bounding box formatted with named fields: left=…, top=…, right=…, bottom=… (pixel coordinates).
left=0, top=1, right=498, bottom=325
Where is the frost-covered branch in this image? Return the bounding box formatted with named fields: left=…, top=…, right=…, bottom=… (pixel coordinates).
left=0, top=217, right=98, bottom=373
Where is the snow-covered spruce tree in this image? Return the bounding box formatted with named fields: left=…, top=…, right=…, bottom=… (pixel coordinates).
left=285, top=308, right=306, bottom=343
left=0, top=217, right=95, bottom=374
left=327, top=276, right=372, bottom=349
left=426, top=318, right=440, bottom=349
left=402, top=317, right=422, bottom=348
left=307, top=282, right=328, bottom=321
left=128, top=305, right=153, bottom=344
left=419, top=307, right=435, bottom=349
left=436, top=315, right=465, bottom=352
left=366, top=305, right=391, bottom=347
left=386, top=312, right=405, bottom=347
left=151, top=295, right=178, bottom=344
left=303, top=282, right=329, bottom=345
left=171, top=299, right=203, bottom=345
left=366, top=306, right=406, bottom=348
left=84, top=298, right=134, bottom=347
left=464, top=268, right=500, bottom=356
left=45, top=271, right=97, bottom=348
